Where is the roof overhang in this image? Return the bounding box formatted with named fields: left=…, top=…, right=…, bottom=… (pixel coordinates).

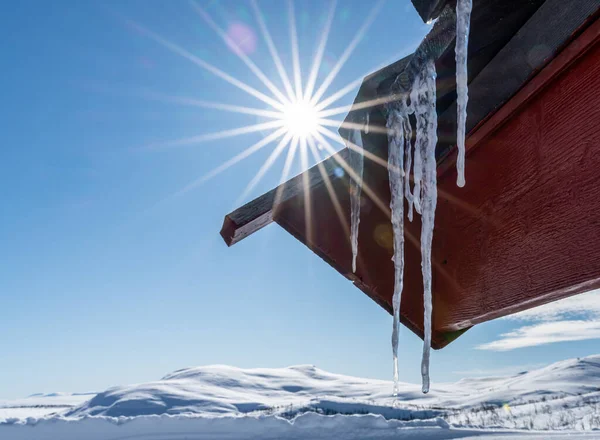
left=220, top=0, right=600, bottom=348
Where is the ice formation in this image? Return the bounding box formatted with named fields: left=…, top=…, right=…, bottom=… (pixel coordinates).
left=387, top=110, right=405, bottom=396
left=347, top=2, right=472, bottom=395
left=348, top=126, right=364, bottom=273
left=455, top=0, right=473, bottom=187
left=413, top=58, right=438, bottom=394
left=386, top=59, right=438, bottom=394
left=387, top=95, right=414, bottom=394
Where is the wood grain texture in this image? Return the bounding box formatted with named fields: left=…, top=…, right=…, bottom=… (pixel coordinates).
left=430, top=19, right=600, bottom=331
left=436, top=0, right=600, bottom=162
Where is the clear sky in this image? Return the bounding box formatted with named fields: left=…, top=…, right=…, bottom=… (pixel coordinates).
left=1, top=0, right=599, bottom=400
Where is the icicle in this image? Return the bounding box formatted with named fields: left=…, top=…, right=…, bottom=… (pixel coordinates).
left=410, top=82, right=423, bottom=215
left=365, top=112, right=370, bottom=134
left=348, top=126, right=364, bottom=273
left=387, top=110, right=405, bottom=396
left=383, top=1, right=472, bottom=396
left=455, top=0, right=472, bottom=188
left=402, top=103, right=414, bottom=222
left=412, top=58, right=438, bottom=394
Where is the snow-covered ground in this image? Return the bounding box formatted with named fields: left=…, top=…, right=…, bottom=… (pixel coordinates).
left=2, top=355, right=599, bottom=439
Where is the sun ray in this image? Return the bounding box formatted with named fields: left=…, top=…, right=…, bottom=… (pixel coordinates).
left=303, top=0, right=337, bottom=102
left=288, top=0, right=304, bottom=100
left=190, top=1, right=291, bottom=106
left=306, top=137, right=350, bottom=235
left=317, top=125, right=398, bottom=173
left=312, top=130, right=390, bottom=218
left=164, top=128, right=287, bottom=201
left=299, top=137, right=313, bottom=244
left=250, top=0, right=296, bottom=102
left=314, top=44, right=417, bottom=113
left=319, top=118, right=391, bottom=135
left=317, top=93, right=402, bottom=118
left=236, top=132, right=294, bottom=205
left=137, top=89, right=283, bottom=118
left=123, top=18, right=285, bottom=112
left=309, top=0, right=386, bottom=106
left=273, top=136, right=300, bottom=213
left=319, top=127, right=497, bottom=227
left=140, top=120, right=285, bottom=151
left=314, top=77, right=364, bottom=113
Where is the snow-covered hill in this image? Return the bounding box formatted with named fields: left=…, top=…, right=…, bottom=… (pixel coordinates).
left=2, top=356, right=600, bottom=439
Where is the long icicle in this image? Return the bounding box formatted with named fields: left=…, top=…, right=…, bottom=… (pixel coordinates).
left=455, top=0, right=472, bottom=187
left=410, top=81, right=424, bottom=215
left=382, top=1, right=472, bottom=396
left=387, top=110, right=405, bottom=396
left=414, top=58, right=438, bottom=394
left=403, top=106, right=414, bottom=222
left=348, top=124, right=364, bottom=273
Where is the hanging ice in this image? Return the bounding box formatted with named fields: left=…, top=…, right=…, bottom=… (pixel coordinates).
left=348, top=126, right=364, bottom=273
left=412, top=58, right=438, bottom=394
left=385, top=58, right=438, bottom=394
left=410, top=79, right=424, bottom=216
left=365, top=112, right=370, bottom=134
left=387, top=110, right=405, bottom=396
left=403, top=105, right=414, bottom=222
left=455, top=0, right=472, bottom=187
left=370, top=1, right=471, bottom=396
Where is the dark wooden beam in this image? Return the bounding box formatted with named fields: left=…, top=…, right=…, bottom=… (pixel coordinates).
left=220, top=149, right=351, bottom=246
left=411, top=0, right=455, bottom=23
left=436, top=0, right=600, bottom=162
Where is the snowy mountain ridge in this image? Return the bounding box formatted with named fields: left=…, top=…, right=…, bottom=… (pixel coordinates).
left=2, top=355, right=600, bottom=438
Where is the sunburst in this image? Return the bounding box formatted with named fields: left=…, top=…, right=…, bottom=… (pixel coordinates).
left=131, top=0, right=398, bottom=220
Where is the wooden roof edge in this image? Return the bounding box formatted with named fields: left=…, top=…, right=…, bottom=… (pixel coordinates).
left=275, top=209, right=470, bottom=350
left=436, top=0, right=600, bottom=163
left=220, top=0, right=600, bottom=248
left=339, top=4, right=457, bottom=140
left=220, top=148, right=352, bottom=247
left=411, top=0, right=455, bottom=23
left=446, top=277, right=600, bottom=332
left=437, top=6, right=600, bottom=176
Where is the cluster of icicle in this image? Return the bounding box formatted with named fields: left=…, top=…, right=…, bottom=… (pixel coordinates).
left=387, top=58, right=438, bottom=394
left=347, top=0, right=472, bottom=395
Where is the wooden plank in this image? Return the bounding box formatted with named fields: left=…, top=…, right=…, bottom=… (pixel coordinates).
left=436, top=0, right=600, bottom=163
left=220, top=149, right=351, bottom=246
left=429, top=15, right=600, bottom=331
left=384, top=0, right=546, bottom=114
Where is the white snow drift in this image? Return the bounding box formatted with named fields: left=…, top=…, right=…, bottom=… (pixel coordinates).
left=2, top=355, right=600, bottom=439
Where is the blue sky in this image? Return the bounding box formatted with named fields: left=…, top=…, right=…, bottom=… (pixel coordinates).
left=1, top=0, right=599, bottom=400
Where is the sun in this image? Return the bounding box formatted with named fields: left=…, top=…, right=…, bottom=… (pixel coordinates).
left=139, top=0, right=385, bottom=201
left=280, top=99, right=320, bottom=140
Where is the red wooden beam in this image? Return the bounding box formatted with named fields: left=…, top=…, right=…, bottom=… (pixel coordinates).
left=429, top=15, right=600, bottom=332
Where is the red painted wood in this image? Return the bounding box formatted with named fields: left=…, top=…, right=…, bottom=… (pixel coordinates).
left=274, top=18, right=600, bottom=347
left=429, top=20, right=600, bottom=331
